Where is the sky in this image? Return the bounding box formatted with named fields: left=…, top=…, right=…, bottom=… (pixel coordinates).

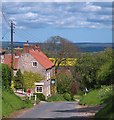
left=2, top=2, right=112, bottom=43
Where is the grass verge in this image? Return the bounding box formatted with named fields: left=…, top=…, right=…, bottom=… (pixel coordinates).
left=79, top=85, right=112, bottom=106
left=2, top=89, right=33, bottom=117
left=95, top=94, right=114, bottom=120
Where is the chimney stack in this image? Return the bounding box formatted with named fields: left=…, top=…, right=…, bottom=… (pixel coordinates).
left=34, top=45, right=40, bottom=51
left=24, top=41, right=29, bottom=53
left=15, top=46, right=21, bottom=56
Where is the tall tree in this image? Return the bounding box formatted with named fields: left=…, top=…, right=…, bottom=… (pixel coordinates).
left=43, top=36, right=79, bottom=73
left=1, top=64, right=11, bottom=89
left=15, top=69, right=23, bottom=89
left=73, top=48, right=114, bottom=89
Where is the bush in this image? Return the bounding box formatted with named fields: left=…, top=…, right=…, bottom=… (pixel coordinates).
left=57, top=72, right=72, bottom=94
left=73, top=95, right=81, bottom=101
left=31, top=96, right=40, bottom=104
left=47, top=94, right=66, bottom=102
left=77, top=90, right=84, bottom=96
left=34, top=93, right=45, bottom=101
left=95, top=94, right=114, bottom=120
left=1, top=64, right=11, bottom=89
left=63, top=93, right=72, bottom=101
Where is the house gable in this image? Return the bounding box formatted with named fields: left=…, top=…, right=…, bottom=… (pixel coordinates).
left=19, top=53, right=46, bottom=77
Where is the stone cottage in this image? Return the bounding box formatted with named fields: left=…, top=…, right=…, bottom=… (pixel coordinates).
left=2, top=42, right=55, bottom=99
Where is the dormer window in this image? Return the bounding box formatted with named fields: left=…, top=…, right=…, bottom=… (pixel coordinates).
left=32, top=61, right=37, bottom=67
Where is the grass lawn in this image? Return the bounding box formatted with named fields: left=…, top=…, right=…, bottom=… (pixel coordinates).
left=2, top=89, right=33, bottom=117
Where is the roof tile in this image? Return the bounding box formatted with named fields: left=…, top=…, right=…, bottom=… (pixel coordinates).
left=29, top=49, right=54, bottom=69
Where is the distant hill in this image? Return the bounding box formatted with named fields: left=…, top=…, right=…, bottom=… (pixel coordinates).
left=1, top=41, right=112, bottom=53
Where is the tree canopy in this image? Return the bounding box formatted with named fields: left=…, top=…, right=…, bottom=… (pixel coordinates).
left=14, top=69, right=23, bottom=89
left=23, top=71, right=43, bottom=90
left=43, top=36, right=79, bottom=73
left=73, top=48, right=114, bottom=89
left=0, top=64, right=11, bottom=89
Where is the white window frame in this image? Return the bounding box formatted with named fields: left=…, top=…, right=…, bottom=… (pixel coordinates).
left=35, top=86, right=43, bottom=93
left=32, top=61, right=38, bottom=67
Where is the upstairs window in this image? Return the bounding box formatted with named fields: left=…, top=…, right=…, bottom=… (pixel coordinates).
left=32, top=61, right=37, bottom=67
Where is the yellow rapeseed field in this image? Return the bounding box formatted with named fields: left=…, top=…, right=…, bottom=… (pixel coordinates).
left=49, top=58, right=77, bottom=67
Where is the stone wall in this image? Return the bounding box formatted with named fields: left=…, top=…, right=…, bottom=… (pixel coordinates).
left=19, top=53, right=46, bottom=77
left=19, top=53, right=55, bottom=98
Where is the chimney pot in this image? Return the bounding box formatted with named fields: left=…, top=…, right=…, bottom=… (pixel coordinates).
left=24, top=41, right=29, bottom=53
left=16, top=46, right=21, bottom=56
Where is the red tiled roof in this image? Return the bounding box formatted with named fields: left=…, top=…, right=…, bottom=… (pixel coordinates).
left=29, top=49, right=54, bottom=69
left=4, top=54, right=19, bottom=69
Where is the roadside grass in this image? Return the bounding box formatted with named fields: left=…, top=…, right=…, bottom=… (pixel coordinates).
left=79, top=85, right=112, bottom=106
left=79, top=85, right=114, bottom=119
left=95, top=94, right=114, bottom=120
left=47, top=93, right=66, bottom=102
left=2, top=89, right=33, bottom=117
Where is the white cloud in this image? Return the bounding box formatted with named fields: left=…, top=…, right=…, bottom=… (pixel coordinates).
left=83, top=3, right=102, bottom=12
left=2, top=2, right=112, bottom=29
left=25, top=12, right=38, bottom=19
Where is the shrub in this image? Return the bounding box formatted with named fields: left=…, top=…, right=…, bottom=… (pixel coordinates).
left=63, top=93, right=72, bottom=101
left=70, top=81, right=79, bottom=96
left=1, top=64, right=11, bottom=89
left=34, top=93, right=45, bottom=101
left=14, top=69, right=23, bottom=89
left=95, top=94, right=114, bottom=120
left=31, top=95, right=40, bottom=104
left=23, top=71, right=43, bottom=90
left=77, top=90, right=84, bottom=96
left=73, top=95, right=81, bottom=101
left=47, top=94, right=66, bottom=102
left=57, top=72, right=72, bottom=94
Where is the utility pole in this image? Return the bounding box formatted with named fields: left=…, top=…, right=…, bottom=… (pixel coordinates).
left=10, top=20, right=15, bottom=90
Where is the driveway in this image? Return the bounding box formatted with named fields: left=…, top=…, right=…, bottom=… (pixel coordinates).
left=16, top=102, right=103, bottom=119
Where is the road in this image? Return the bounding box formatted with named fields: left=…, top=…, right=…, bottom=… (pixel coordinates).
left=17, top=101, right=102, bottom=119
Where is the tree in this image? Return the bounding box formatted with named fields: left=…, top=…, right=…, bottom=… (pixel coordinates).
left=43, top=36, right=79, bottom=73
left=73, top=53, right=101, bottom=89
left=73, top=48, right=114, bottom=89
left=70, top=80, right=79, bottom=96
left=0, top=64, right=11, bottom=89
left=23, top=71, right=43, bottom=90
left=56, top=72, right=73, bottom=94
left=15, top=69, right=23, bottom=89
left=97, top=60, right=114, bottom=85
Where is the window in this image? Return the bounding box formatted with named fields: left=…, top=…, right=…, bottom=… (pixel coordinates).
left=36, top=86, right=43, bottom=93
left=32, top=61, right=37, bottom=67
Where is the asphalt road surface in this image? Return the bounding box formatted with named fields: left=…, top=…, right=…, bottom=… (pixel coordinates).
left=17, top=101, right=101, bottom=119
